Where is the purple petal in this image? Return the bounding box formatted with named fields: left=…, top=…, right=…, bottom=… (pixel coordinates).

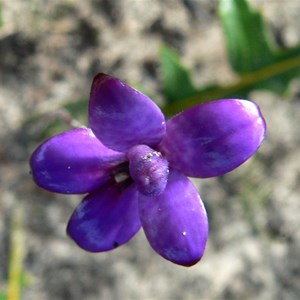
left=67, top=183, right=141, bottom=252
left=159, top=99, right=266, bottom=178
left=89, top=73, right=166, bottom=152
left=30, top=128, right=126, bottom=194
left=139, top=169, right=208, bottom=267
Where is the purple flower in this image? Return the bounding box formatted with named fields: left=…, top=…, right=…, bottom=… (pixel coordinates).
left=30, top=73, right=266, bottom=267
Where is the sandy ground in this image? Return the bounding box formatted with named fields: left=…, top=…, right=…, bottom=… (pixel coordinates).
left=0, top=1, right=300, bottom=299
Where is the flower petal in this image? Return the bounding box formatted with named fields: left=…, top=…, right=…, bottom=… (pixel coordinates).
left=67, top=183, right=141, bottom=252
left=89, top=73, right=166, bottom=152
left=139, top=169, right=208, bottom=267
left=30, top=128, right=126, bottom=194
left=159, top=99, right=266, bottom=178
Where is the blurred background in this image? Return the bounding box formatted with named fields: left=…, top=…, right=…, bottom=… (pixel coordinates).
left=0, top=0, right=300, bottom=299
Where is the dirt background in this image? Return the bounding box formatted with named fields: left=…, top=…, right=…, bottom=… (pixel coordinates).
left=0, top=0, right=300, bottom=299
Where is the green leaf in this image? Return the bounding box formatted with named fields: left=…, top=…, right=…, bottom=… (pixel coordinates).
left=219, top=0, right=276, bottom=73
left=162, top=0, right=300, bottom=116
left=7, top=208, right=25, bottom=300
left=160, top=46, right=197, bottom=104
left=0, top=292, right=7, bottom=300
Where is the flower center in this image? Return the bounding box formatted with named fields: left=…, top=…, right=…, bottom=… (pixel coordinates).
left=127, top=145, right=169, bottom=196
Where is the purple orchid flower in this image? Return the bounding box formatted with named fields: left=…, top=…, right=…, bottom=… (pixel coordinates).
left=30, top=73, right=266, bottom=267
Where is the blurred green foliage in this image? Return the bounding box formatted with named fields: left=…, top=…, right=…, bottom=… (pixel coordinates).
left=0, top=4, right=3, bottom=28
left=220, top=0, right=276, bottom=73
left=162, top=0, right=300, bottom=115
left=160, top=46, right=197, bottom=104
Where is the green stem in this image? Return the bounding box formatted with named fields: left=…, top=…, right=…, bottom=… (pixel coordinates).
left=163, top=53, right=300, bottom=115
left=7, top=208, right=25, bottom=300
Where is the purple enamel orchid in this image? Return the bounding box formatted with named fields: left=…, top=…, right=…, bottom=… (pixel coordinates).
left=30, top=73, right=266, bottom=267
